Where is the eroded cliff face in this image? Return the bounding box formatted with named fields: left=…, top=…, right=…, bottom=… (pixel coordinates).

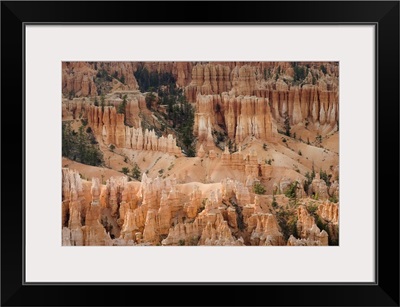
left=62, top=167, right=339, bottom=246
left=101, top=62, right=139, bottom=90
left=62, top=91, right=143, bottom=124
left=63, top=61, right=338, bottom=141
left=194, top=94, right=275, bottom=145
left=62, top=62, right=138, bottom=98
left=317, top=201, right=339, bottom=244
left=85, top=104, right=182, bottom=156
left=62, top=168, right=112, bottom=246
left=62, top=97, right=90, bottom=120
left=262, top=79, right=339, bottom=126
left=62, top=62, right=98, bottom=97
left=184, top=62, right=339, bottom=150
left=192, top=84, right=337, bottom=146
left=293, top=205, right=329, bottom=246
left=62, top=62, right=339, bottom=246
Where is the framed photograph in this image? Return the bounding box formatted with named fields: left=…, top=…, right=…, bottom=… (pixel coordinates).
left=1, top=1, right=399, bottom=306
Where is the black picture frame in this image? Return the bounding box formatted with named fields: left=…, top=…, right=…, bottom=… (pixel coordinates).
left=1, top=1, right=399, bottom=306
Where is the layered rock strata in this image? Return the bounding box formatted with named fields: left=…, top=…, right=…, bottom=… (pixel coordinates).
left=86, top=105, right=182, bottom=155
left=194, top=94, right=275, bottom=144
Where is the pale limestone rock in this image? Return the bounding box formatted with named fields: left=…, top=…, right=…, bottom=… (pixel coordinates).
left=157, top=190, right=172, bottom=235
left=142, top=209, right=158, bottom=244
left=249, top=213, right=285, bottom=246
left=329, top=181, right=339, bottom=199
left=317, top=202, right=339, bottom=224
left=309, top=175, right=329, bottom=200
left=161, top=220, right=201, bottom=246
left=295, top=205, right=329, bottom=246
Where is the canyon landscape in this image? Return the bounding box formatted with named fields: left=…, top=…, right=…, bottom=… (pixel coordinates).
left=62, top=61, right=339, bottom=246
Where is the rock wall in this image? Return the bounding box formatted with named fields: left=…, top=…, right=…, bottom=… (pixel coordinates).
left=62, top=62, right=138, bottom=98
left=267, top=82, right=339, bottom=126
left=136, top=62, right=194, bottom=88
left=63, top=91, right=145, bottom=126
left=194, top=93, right=275, bottom=144
left=101, top=62, right=139, bottom=90
left=61, top=171, right=261, bottom=246
left=188, top=63, right=338, bottom=145
left=62, top=168, right=113, bottom=246
left=308, top=173, right=329, bottom=200
left=61, top=61, right=339, bottom=246
left=185, top=62, right=338, bottom=131
left=317, top=201, right=339, bottom=244
left=193, top=86, right=337, bottom=145
left=109, top=61, right=338, bottom=99
left=125, top=126, right=182, bottom=156
left=63, top=61, right=339, bottom=152
left=185, top=63, right=232, bottom=102
left=317, top=202, right=339, bottom=224
left=62, top=62, right=98, bottom=97
left=62, top=168, right=338, bottom=246
left=62, top=62, right=339, bottom=132
left=287, top=202, right=338, bottom=246
left=248, top=213, right=285, bottom=246
left=62, top=98, right=90, bottom=120
left=223, top=94, right=275, bottom=143
left=293, top=205, right=329, bottom=246
left=162, top=194, right=244, bottom=246
left=86, top=105, right=182, bottom=155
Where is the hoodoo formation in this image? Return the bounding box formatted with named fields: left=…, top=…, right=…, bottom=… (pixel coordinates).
left=62, top=61, right=339, bottom=246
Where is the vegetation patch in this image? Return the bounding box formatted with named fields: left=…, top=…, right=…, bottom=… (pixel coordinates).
left=131, top=163, right=141, bottom=180
left=253, top=182, right=266, bottom=195
left=135, top=66, right=196, bottom=157
left=62, top=122, right=103, bottom=166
